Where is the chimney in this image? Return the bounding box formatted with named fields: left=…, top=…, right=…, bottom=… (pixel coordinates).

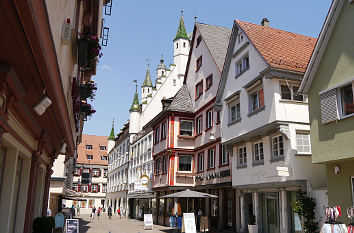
left=261, top=18, right=269, bottom=27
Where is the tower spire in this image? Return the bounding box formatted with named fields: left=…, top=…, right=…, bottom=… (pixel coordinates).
left=108, top=118, right=115, bottom=140
left=174, top=10, right=189, bottom=40
left=130, top=82, right=141, bottom=112
left=142, top=61, right=153, bottom=87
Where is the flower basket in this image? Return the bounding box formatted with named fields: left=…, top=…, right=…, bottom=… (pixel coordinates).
left=78, top=39, right=88, bottom=68
left=80, top=102, right=96, bottom=120
left=77, top=32, right=102, bottom=73
left=79, top=81, right=97, bottom=100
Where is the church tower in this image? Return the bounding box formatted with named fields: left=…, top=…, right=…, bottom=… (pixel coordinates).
left=173, top=11, right=190, bottom=80
left=141, top=64, right=153, bottom=103
left=129, top=87, right=141, bottom=142
left=108, top=119, right=115, bottom=153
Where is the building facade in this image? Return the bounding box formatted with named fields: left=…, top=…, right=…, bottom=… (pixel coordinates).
left=107, top=121, right=130, bottom=215
left=299, top=0, right=354, bottom=225
left=215, top=19, right=327, bottom=232
left=66, top=134, right=108, bottom=213
left=0, top=0, right=105, bottom=232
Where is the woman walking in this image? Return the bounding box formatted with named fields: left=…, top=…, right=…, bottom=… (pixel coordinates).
left=108, top=206, right=112, bottom=219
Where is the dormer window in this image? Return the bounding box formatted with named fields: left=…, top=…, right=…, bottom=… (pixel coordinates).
left=196, top=35, right=202, bottom=47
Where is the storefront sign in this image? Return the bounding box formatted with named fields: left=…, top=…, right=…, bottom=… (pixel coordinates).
left=277, top=166, right=289, bottom=177
left=134, top=181, right=146, bottom=191
left=140, top=175, right=149, bottom=185
left=144, top=214, right=153, bottom=230
left=66, top=219, right=79, bottom=233
left=182, top=213, right=196, bottom=233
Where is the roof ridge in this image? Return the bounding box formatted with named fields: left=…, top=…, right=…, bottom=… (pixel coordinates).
left=196, top=22, right=231, bottom=31
left=235, top=19, right=316, bottom=40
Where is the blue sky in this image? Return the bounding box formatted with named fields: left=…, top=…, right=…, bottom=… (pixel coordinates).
left=83, top=0, right=332, bottom=137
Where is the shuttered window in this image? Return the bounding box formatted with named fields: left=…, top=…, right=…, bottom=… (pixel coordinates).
left=320, top=89, right=338, bottom=124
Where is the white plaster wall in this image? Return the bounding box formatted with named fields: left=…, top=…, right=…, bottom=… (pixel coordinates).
left=52, top=154, right=65, bottom=178
left=174, top=116, right=195, bottom=149
left=173, top=38, right=190, bottom=77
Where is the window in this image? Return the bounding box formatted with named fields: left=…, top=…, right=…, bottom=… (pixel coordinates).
left=206, top=109, right=213, bottom=129
left=196, top=56, right=202, bottom=71
left=102, top=184, right=107, bottom=193
left=91, top=184, right=98, bottom=192
left=86, top=145, right=92, bottom=150
left=162, top=156, right=167, bottom=173
left=253, top=141, right=264, bottom=162
left=161, top=122, right=167, bottom=140
left=86, top=155, right=93, bottom=160
left=195, top=81, right=203, bottom=99
left=104, top=169, right=108, bottom=177
left=154, top=127, right=160, bottom=143
left=148, top=135, right=152, bottom=149
left=101, top=155, right=107, bottom=160
left=220, top=145, right=229, bottom=165
left=196, top=116, right=202, bottom=135
left=100, top=146, right=106, bottom=150
left=281, top=84, right=304, bottom=101
left=197, top=153, right=204, bottom=171
left=238, top=33, right=243, bottom=43
left=180, top=120, right=193, bottom=136
left=238, top=146, right=247, bottom=165
left=208, top=148, right=215, bottom=169
left=250, top=89, right=264, bottom=112
left=206, top=74, right=213, bottom=90
left=82, top=184, right=88, bottom=192
left=272, top=135, right=284, bottom=157
left=340, top=84, right=354, bottom=116
left=178, top=155, right=192, bottom=172
left=173, top=79, right=176, bottom=86
left=162, top=71, right=165, bottom=75
left=72, top=183, right=79, bottom=192
left=123, top=143, right=126, bottom=154
left=73, top=168, right=81, bottom=176
left=296, top=133, right=311, bottom=154
left=229, top=102, right=240, bottom=123
left=236, top=55, right=249, bottom=75
left=196, top=35, right=202, bottom=47
left=183, top=42, right=186, bottom=48
left=155, top=158, right=161, bottom=174
left=92, top=169, right=100, bottom=177
left=176, top=43, right=178, bottom=49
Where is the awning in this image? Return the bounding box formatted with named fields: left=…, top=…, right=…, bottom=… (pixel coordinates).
left=128, top=192, right=155, bottom=199
left=59, top=195, right=86, bottom=201
left=161, top=189, right=218, bottom=198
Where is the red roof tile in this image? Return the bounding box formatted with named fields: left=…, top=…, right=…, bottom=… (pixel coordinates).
left=77, top=134, right=108, bottom=165
left=236, top=20, right=317, bottom=73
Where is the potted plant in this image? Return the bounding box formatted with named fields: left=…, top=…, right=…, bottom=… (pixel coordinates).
left=80, top=102, right=96, bottom=120
left=248, top=214, right=258, bottom=233
left=79, top=81, right=97, bottom=100
left=77, top=32, right=103, bottom=72
left=32, top=217, right=55, bottom=233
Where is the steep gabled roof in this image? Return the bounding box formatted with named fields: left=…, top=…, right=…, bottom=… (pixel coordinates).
left=167, top=84, right=193, bottom=113
left=196, top=23, right=232, bottom=72
left=236, top=20, right=317, bottom=73
left=299, top=0, right=344, bottom=93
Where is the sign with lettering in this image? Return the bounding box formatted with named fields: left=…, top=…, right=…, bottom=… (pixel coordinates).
left=66, top=219, right=79, bottom=233
left=140, top=175, right=149, bottom=185
left=144, top=214, right=153, bottom=230
left=182, top=213, right=196, bottom=233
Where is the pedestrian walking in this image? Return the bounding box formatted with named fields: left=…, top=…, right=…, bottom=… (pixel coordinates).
left=108, top=206, right=112, bottom=219
left=76, top=205, right=80, bottom=215
left=118, top=207, right=121, bottom=219
left=91, top=206, right=96, bottom=219
left=97, top=207, right=101, bottom=219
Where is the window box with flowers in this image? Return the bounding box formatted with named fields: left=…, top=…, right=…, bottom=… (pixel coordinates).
left=79, top=81, right=97, bottom=100
left=77, top=32, right=103, bottom=73
left=80, top=102, right=96, bottom=120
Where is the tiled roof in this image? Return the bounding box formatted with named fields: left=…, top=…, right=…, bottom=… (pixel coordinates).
left=77, top=134, right=108, bottom=166
left=197, top=23, right=232, bottom=71
left=167, top=84, right=193, bottom=113
left=236, top=20, right=317, bottom=73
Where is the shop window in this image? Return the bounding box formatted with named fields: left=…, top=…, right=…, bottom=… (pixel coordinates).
left=272, top=135, right=284, bottom=157
left=180, top=120, right=193, bottom=136
left=178, top=155, right=192, bottom=172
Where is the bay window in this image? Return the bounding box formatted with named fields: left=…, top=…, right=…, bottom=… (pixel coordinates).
left=281, top=84, right=304, bottom=101
left=161, top=122, right=166, bottom=140
left=154, top=127, right=160, bottom=144
left=196, top=116, right=202, bottom=135
left=180, top=120, right=193, bottom=136
left=197, top=153, right=204, bottom=171
left=178, top=155, right=193, bottom=172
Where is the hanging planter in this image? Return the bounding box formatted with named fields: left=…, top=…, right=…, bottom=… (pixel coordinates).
left=80, top=102, right=96, bottom=120
left=77, top=32, right=103, bottom=72
left=79, top=81, right=97, bottom=100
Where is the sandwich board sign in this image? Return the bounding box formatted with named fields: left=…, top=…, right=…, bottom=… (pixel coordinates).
left=66, top=219, right=79, bottom=233
left=144, top=214, right=153, bottom=230
left=182, top=213, right=196, bottom=233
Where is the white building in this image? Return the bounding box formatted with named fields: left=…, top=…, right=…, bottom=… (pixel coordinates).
left=215, top=19, right=327, bottom=233
left=106, top=121, right=130, bottom=215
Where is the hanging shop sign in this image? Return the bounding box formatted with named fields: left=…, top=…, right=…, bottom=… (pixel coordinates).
left=140, top=175, right=149, bottom=185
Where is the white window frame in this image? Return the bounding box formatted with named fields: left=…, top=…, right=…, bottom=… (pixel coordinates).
left=338, top=83, right=354, bottom=119
left=91, top=184, right=98, bottom=192
left=100, top=146, right=106, bottom=151
left=253, top=141, right=264, bottom=162
left=237, top=32, right=243, bottom=44
left=235, top=54, right=249, bottom=75
left=228, top=102, right=240, bottom=123
left=296, top=133, right=311, bottom=154
left=272, top=135, right=284, bottom=157
left=196, top=116, right=202, bottom=135
left=238, top=146, right=247, bottom=165
left=280, top=83, right=305, bottom=102
left=102, top=184, right=107, bottom=193
left=197, top=153, right=204, bottom=171
left=221, top=146, right=229, bottom=165
left=161, top=122, right=167, bottom=140
left=250, top=88, right=264, bottom=112
left=206, top=109, right=213, bottom=129
left=92, top=169, right=100, bottom=177
left=208, top=148, right=215, bottom=169
left=180, top=120, right=193, bottom=136
left=86, top=145, right=92, bottom=150
left=86, top=155, right=93, bottom=160
left=82, top=184, right=88, bottom=192
left=178, top=155, right=193, bottom=173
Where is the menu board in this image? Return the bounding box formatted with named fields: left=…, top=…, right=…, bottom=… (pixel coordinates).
left=66, top=219, right=79, bottom=233
left=182, top=213, right=196, bottom=233
left=144, top=214, right=153, bottom=230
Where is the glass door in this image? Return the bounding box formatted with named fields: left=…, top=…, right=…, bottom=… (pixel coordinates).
left=266, top=193, right=279, bottom=233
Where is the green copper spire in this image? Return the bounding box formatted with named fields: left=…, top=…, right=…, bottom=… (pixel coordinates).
left=129, top=88, right=141, bottom=112
left=108, top=119, right=115, bottom=140
left=174, top=11, right=189, bottom=40
left=142, top=64, right=153, bottom=87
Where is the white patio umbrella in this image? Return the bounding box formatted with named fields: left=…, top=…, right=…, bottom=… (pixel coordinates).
left=161, top=189, right=218, bottom=213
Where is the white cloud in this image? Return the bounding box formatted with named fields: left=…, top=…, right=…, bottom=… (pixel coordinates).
left=101, top=64, right=113, bottom=72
